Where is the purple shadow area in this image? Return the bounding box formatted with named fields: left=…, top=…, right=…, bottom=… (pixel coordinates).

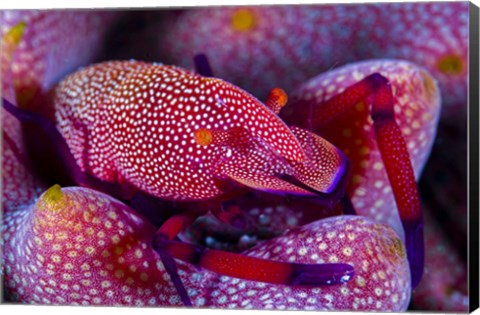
left=2, top=97, right=80, bottom=179
left=194, top=53, right=214, bottom=77
left=403, top=218, right=425, bottom=288
left=2, top=97, right=79, bottom=183
left=290, top=262, right=355, bottom=286
left=340, top=192, right=356, bottom=215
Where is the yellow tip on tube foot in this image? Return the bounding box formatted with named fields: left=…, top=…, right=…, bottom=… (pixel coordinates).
left=436, top=54, right=464, bottom=75
left=3, top=21, right=27, bottom=47
left=231, top=8, right=256, bottom=32
left=41, top=184, right=65, bottom=210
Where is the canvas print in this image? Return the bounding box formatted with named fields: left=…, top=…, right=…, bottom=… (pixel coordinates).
left=0, top=1, right=473, bottom=312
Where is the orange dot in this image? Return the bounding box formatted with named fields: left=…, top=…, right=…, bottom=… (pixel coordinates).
left=231, top=8, right=256, bottom=31
left=195, top=128, right=213, bottom=146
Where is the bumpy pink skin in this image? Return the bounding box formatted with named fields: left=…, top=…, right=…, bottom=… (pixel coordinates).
left=0, top=10, right=117, bottom=110
left=2, top=186, right=410, bottom=310
left=286, top=59, right=441, bottom=240
left=410, top=208, right=468, bottom=311
left=160, top=6, right=334, bottom=101
left=360, top=2, right=468, bottom=115
left=2, top=186, right=184, bottom=306
left=159, top=2, right=467, bottom=114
